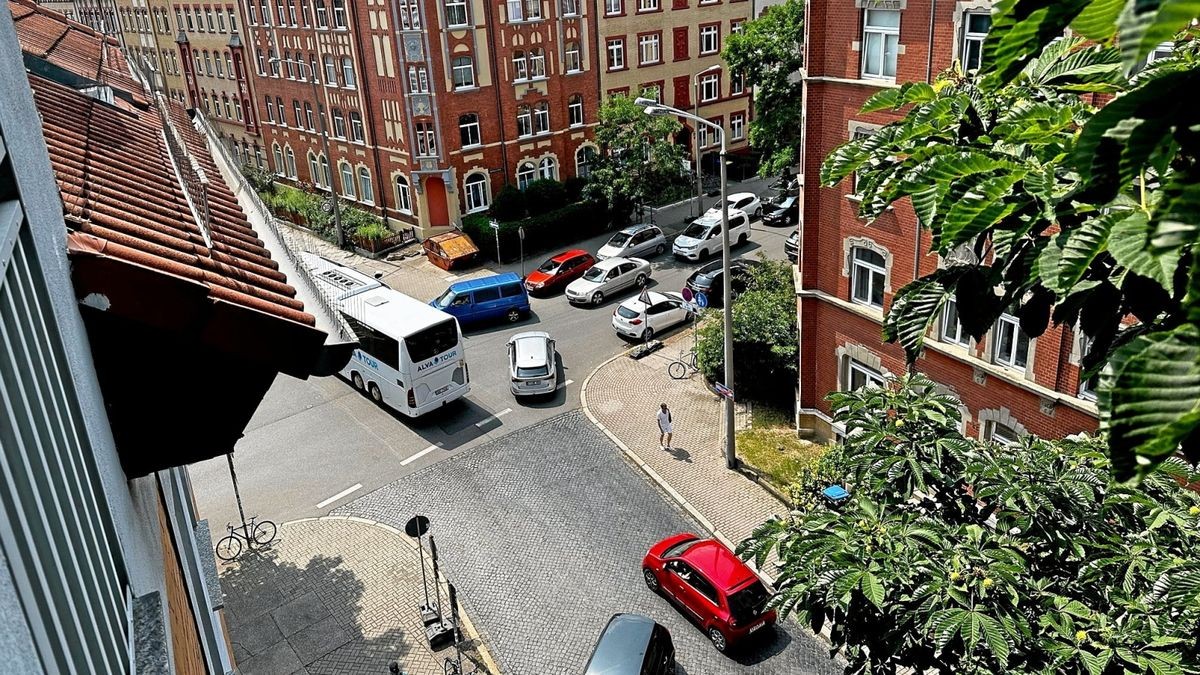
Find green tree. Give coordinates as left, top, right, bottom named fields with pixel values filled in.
left=489, top=184, right=526, bottom=222
left=721, top=0, right=804, bottom=178
left=821, top=1, right=1200, bottom=481
left=523, top=179, right=568, bottom=216
left=741, top=375, right=1200, bottom=674
left=584, top=96, right=688, bottom=221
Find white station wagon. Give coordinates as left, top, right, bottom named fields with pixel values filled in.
left=507, top=331, right=557, bottom=397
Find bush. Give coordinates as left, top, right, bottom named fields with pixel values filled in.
left=489, top=185, right=526, bottom=222
left=242, top=164, right=276, bottom=193
left=523, top=179, right=568, bottom=216
left=464, top=199, right=612, bottom=263
left=564, top=177, right=588, bottom=203
left=352, top=221, right=391, bottom=242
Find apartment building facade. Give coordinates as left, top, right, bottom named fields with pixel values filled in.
left=796, top=0, right=1099, bottom=442
left=597, top=0, right=751, bottom=171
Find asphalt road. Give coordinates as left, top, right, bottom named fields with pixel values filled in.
left=190, top=184, right=794, bottom=536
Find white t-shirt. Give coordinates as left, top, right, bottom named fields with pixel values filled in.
left=657, top=409, right=673, bottom=433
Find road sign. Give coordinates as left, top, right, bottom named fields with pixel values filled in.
left=714, top=382, right=734, bottom=400
left=695, top=292, right=709, bottom=309
left=681, top=287, right=694, bottom=302
left=404, top=515, right=430, bottom=538
left=489, top=219, right=500, bottom=230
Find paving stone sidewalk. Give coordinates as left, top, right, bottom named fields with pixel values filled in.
left=220, top=517, right=496, bottom=675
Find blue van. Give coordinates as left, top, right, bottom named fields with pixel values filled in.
left=431, top=272, right=531, bottom=325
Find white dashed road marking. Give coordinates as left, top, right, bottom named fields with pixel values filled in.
left=315, top=483, right=363, bottom=509
left=401, top=444, right=440, bottom=467
left=474, top=408, right=513, bottom=428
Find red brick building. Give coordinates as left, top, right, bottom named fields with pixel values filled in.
left=242, top=0, right=600, bottom=238
left=796, top=0, right=1099, bottom=443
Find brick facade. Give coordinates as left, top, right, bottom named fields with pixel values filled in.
left=798, top=0, right=1100, bottom=442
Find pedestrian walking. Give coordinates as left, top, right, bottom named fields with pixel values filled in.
left=657, top=403, right=673, bottom=450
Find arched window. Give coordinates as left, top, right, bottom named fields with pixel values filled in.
left=512, top=50, right=527, bottom=81
left=395, top=175, right=413, bottom=214
left=319, top=154, right=331, bottom=187
left=452, top=56, right=475, bottom=89
left=358, top=167, right=374, bottom=203
left=576, top=145, right=597, bottom=178
left=459, top=113, right=481, bottom=147
left=308, top=152, right=320, bottom=185
left=341, top=57, right=356, bottom=87
left=272, top=143, right=284, bottom=174
left=517, top=161, right=536, bottom=190
left=538, top=157, right=557, bottom=180
left=850, top=246, right=887, bottom=309
left=464, top=173, right=489, bottom=212
left=285, top=146, right=297, bottom=178
left=533, top=101, right=550, bottom=133
left=340, top=162, right=356, bottom=197
left=564, top=41, right=581, bottom=72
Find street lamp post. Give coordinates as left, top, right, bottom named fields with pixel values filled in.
left=269, top=57, right=346, bottom=248
left=692, top=64, right=721, bottom=218
left=636, top=97, right=736, bottom=470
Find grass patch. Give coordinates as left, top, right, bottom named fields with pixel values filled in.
left=737, top=405, right=827, bottom=490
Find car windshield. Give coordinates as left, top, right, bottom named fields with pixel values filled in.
left=728, top=580, right=771, bottom=625
left=772, top=194, right=793, bottom=206
left=608, top=232, right=632, bottom=246
left=537, top=259, right=561, bottom=273
left=517, top=365, right=550, bottom=378
left=582, top=266, right=607, bottom=281
left=663, top=538, right=702, bottom=558
left=682, top=222, right=711, bottom=238
left=434, top=289, right=456, bottom=308
left=616, top=305, right=641, bottom=319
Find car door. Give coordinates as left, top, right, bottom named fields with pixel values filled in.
left=644, top=301, right=669, bottom=332
left=734, top=196, right=753, bottom=212
left=661, top=561, right=703, bottom=620
left=684, top=572, right=723, bottom=626
left=603, top=265, right=622, bottom=293
left=661, top=297, right=687, bottom=328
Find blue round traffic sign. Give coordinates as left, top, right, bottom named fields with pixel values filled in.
left=695, top=292, right=708, bottom=308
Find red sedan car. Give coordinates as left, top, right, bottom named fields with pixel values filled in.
left=642, top=533, right=776, bottom=653
left=523, top=249, right=596, bottom=295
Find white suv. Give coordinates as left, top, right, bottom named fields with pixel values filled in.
left=672, top=209, right=751, bottom=261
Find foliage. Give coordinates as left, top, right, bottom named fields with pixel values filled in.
left=463, top=199, right=612, bottom=263
left=737, top=405, right=829, bottom=490
left=821, top=7, right=1200, bottom=481
left=523, top=179, right=568, bottom=216
left=489, top=184, right=527, bottom=222
left=696, top=259, right=798, bottom=404
left=583, top=96, right=689, bottom=222
left=351, top=220, right=391, bottom=242
left=741, top=374, right=1200, bottom=675
left=564, top=176, right=588, bottom=203
left=721, top=0, right=805, bottom=178
left=241, top=163, right=276, bottom=193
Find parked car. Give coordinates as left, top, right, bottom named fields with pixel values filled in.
left=584, top=614, right=676, bottom=675
left=672, top=210, right=751, bottom=262
left=523, top=249, right=595, bottom=295
left=565, top=257, right=651, bottom=306
left=684, top=259, right=760, bottom=307
left=431, top=272, right=530, bottom=325
left=705, top=192, right=762, bottom=219
left=507, top=331, right=556, bottom=397
left=784, top=229, right=798, bottom=262
left=761, top=195, right=799, bottom=227
left=642, top=533, right=776, bottom=653
left=598, top=224, right=668, bottom=260
left=611, top=291, right=694, bottom=340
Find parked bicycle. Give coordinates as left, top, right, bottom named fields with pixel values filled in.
left=668, top=348, right=699, bottom=380
left=215, top=515, right=277, bottom=561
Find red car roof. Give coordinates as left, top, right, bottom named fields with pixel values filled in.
left=680, top=540, right=757, bottom=592
left=552, top=249, right=588, bottom=262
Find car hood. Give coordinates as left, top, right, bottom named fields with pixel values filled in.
left=525, top=270, right=554, bottom=285
left=674, top=234, right=703, bottom=248
left=566, top=277, right=602, bottom=293
left=596, top=243, right=624, bottom=259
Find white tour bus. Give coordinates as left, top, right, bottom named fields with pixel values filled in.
left=304, top=254, right=469, bottom=416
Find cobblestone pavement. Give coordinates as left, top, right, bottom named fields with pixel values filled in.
left=220, top=518, right=495, bottom=675
left=335, top=410, right=841, bottom=675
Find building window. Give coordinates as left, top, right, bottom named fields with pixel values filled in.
left=452, top=56, right=475, bottom=88
left=992, top=313, right=1030, bottom=370
left=640, top=84, right=661, bottom=102
left=285, top=147, right=297, bottom=177
left=699, top=24, right=719, bottom=54
left=539, top=157, right=557, bottom=180
left=229, top=8, right=237, bottom=30
left=507, top=0, right=523, bottom=20
left=607, top=38, right=625, bottom=70
left=329, top=109, right=344, bottom=137
left=319, top=155, right=332, bottom=186
left=265, top=96, right=275, bottom=122
left=342, top=57, right=356, bottom=87
left=333, top=0, right=347, bottom=27
left=1147, top=41, right=1174, bottom=63
left=699, top=73, right=719, bottom=102
left=639, top=0, right=658, bottom=10
left=400, top=0, right=420, bottom=28
left=561, top=0, right=579, bottom=15
left=564, top=42, right=582, bottom=73
left=513, top=51, right=528, bottom=80
left=275, top=97, right=285, bottom=124
left=639, top=33, right=661, bottom=65
left=568, top=95, right=584, bottom=126
left=416, top=122, right=436, bottom=156
left=529, top=48, right=546, bottom=78
left=862, top=9, right=900, bottom=79
left=215, top=54, right=225, bottom=77
left=850, top=247, right=886, bottom=308
left=576, top=145, right=596, bottom=177
left=408, top=65, right=430, bottom=92
left=315, top=0, right=328, bottom=26
left=273, top=143, right=284, bottom=174
left=204, top=51, right=213, bottom=76
left=459, top=113, right=481, bottom=146
left=730, top=112, right=744, bottom=140
left=984, top=421, right=1020, bottom=447
left=340, top=162, right=356, bottom=197
left=843, top=357, right=884, bottom=392
left=324, top=55, right=337, bottom=83
left=697, top=123, right=710, bottom=149
left=293, top=100, right=303, bottom=126
left=358, top=167, right=374, bottom=203
left=606, top=0, right=621, bottom=14
left=730, top=71, right=744, bottom=95
left=464, top=173, right=489, bottom=212
left=517, top=105, right=533, bottom=136
left=1078, top=333, right=1099, bottom=400
left=304, top=102, right=315, bottom=129
left=961, top=12, right=991, bottom=72
left=287, top=0, right=297, bottom=24
left=849, top=126, right=876, bottom=195
left=940, top=298, right=969, bottom=346
left=350, top=112, right=365, bottom=142
left=517, top=161, right=537, bottom=189
left=534, top=102, right=550, bottom=133
left=395, top=175, right=413, bottom=214
left=446, top=0, right=469, bottom=27
left=234, top=98, right=243, bottom=121
left=225, top=53, right=234, bottom=77
left=524, top=0, right=542, bottom=19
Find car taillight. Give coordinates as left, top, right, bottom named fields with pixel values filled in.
left=406, top=388, right=416, bottom=408
left=629, top=319, right=642, bottom=325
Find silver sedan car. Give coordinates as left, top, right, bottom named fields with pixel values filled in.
left=565, top=257, right=652, bottom=305
left=597, top=224, right=668, bottom=260
left=508, top=331, right=557, bottom=397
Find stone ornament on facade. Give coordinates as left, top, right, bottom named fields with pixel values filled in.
left=841, top=235, right=893, bottom=291
left=834, top=342, right=893, bottom=391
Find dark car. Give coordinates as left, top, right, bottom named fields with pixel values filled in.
left=684, top=259, right=760, bottom=307
left=762, top=195, right=799, bottom=227
left=584, top=613, right=676, bottom=675
left=523, top=249, right=595, bottom=295
left=784, top=229, right=798, bottom=262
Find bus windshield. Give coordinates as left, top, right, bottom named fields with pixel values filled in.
left=405, top=318, right=459, bottom=363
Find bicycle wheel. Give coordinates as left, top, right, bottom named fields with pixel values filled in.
left=252, top=520, right=277, bottom=546
left=215, top=535, right=242, bottom=562
left=668, top=361, right=688, bottom=380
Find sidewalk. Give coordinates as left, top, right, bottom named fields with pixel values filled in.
left=581, top=330, right=789, bottom=572
left=219, top=517, right=498, bottom=675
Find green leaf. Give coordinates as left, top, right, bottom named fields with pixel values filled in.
left=1081, top=648, right=1113, bottom=675
left=1101, top=324, right=1200, bottom=481
left=1117, top=0, right=1200, bottom=71
left=1150, top=168, right=1200, bottom=254
left=860, top=82, right=938, bottom=113
left=1108, top=211, right=1181, bottom=293
left=1054, top=215, right=1117, bottom=291
left=981, top=0, right=1090, bottom=86
left=1070, top=0, right=1123, bottom=40
left=882, top=269, right=967, bottom=363
left=860, top=572, right=885, bottom=608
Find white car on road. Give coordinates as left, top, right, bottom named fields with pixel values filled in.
left=611, top=291, right=694, bottom=341
left=507, top=331, right=557, bottom=397
left=672, top=210, right=751, bottom=261
left=565, top=257, right=652, bottom=305
left=704, top=192, right=762, bottom=219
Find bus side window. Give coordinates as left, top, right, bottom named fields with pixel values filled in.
left=342, top=315, right=400, bottom=369
left=501, top=283, right=524, bottom=298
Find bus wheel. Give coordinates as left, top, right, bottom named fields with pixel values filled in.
left=351, top=372, right=364, bottom=391
left=368, top=383, right=383, bottom=403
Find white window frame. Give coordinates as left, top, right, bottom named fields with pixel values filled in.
left=699, top=25, right=719, bottom=54
left=565, top=42, right=582, bottom=73
left=395, top=175, right=413, bottom=214
left=639, top=0, right=658, bottom=10
left=576, top=145, right=596, bottom=177
left=452, top=56, right=475, bottom=88
left=513, top=51, right=529, bottom=80
left=845, top=357, right=885, bottom=392
left=940, top=297, right=969, bottom=346
left=446, top=0, right=469, bottom=27
left=529, top=49, right=546, bottom=78
left=568, top=96, right=584, bottom=126
left=730, top=113, right=744, bottom=140
left=606, top=0, right=622, bottom=14
left=960, top=12, right=990, bottom=72
left=341, top=57, right=356, bottom=87
left=699, top=73, right=718, bottom=102
left=639, top=33, right=661, bottom=65
left=992, top=313, right=1030, bottom=370
left=459, top=114, right=482, bottom=147
left=517, top=162, right=537, bottom=189
left=607, top=39, right=625, bottom=70
left=358, top=167, right=374, bottom=203
left=332, top=0, right=347, bottom=27
left=517, top=106, right=533, bottom=137
left=534, top=103, right=550, bottom=134
left=985, top=421, right=1020, bottom=447
left=1078, top=333, right=1099, bottom=401
left=464, top=173, right=490, bottom=212
left=507, top=0, right=523, bottom=20
left=561, top=0, right=579, bottom=15
left=350, top=112, right=365, bottom=142
left=340, top=162, right=356, bottom=197
left=861, top=9, right=900, bottom=79
left=850, top=247, right=886, bottom=308
left=539, top=157, right=557, bottom=180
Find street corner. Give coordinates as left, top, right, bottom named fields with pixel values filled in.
left=218, top=517, right=498, bottom=675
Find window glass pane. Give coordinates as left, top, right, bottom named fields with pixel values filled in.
left=884, top=34, right=898, bottom=76
left=474, top=287, right=500, bottom=302
left=865, top=9, right=899, bottom=28
left=863, top=32, right=881, bottom=74
left=871, top=270, right=884, bottom=306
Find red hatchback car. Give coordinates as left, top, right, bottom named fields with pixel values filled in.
left=642, top=533, right=776, bottom=653
left=524, top=249, right=596, bottom=295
